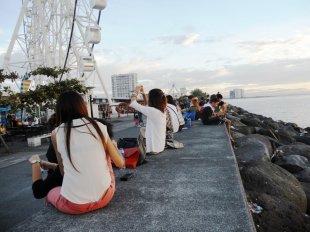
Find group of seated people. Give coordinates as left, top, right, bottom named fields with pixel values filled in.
left=28, top=88, right=232, bottom=215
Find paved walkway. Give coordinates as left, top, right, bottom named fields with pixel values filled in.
left=8, top=119, right=255, bottom=232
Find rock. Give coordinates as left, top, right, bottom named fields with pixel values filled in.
left=274, top=155, right=308, bottom=173
left=294, top=135, right=310, bottom=146
left=240, top=162, right=307, bottom=212
left=231, top=130, right=245, bottom=140
left=234, top=107, right=248, bottom=115
left=300, top=182, right=310, bottom=214
left=273, top=125, right=298, bottom=145
left=247, top=191, right=310, bottom=232
left=240, top=117, right=262, bottom=127
left=236, top=134, right=274, bottom=155
left=286, top=122, right=303, bottom=133
left=278, top=125, right=299, bottom=138
left=234, top=135, right=273, bottom=164
left=276, top=133, right=296, bottom=145
left=278, top=143, right=310, bottom=160
left=262, top=119, right=281, bottom=130
left=255, top=127, right=275, bottom=138
left=295, top=167, right=310, bottom=183
left=233, top=126, right=256, bottom=135
left=226, top=114, right=247, bottom=127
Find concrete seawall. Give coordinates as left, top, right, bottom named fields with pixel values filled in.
left=11, top=121, right=255, bottom=232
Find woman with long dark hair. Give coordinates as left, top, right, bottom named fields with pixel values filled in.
left=130, top=87, right=167, bottom=154
left=36, top=91, right=124, bottom=214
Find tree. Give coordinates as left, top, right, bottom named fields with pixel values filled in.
left=190, top=88, right=208, bottom=99
left=0, top=69, right=18, bottom=99
left=0, top=67, right=88, bottom=112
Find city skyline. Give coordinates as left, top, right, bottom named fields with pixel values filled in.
left=0, top=0, right=310, bottom=98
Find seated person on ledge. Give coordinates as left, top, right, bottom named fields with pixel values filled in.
left=30, top=91, right=124, bottom=215
left=201, top=94, right=234, bottom=144
left=130, top=86, right=167, bottom=155
left=29, top=115, right=114, bottom=200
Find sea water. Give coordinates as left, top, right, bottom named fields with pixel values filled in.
left=226, top=95, right=310, bottom=129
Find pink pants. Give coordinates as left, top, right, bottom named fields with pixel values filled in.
left=46, top=156, right=115, bottom=215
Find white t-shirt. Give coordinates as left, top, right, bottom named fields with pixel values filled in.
left=130, top=100, right=166, bottom=153
left=55, top=118, right=111, bottom=204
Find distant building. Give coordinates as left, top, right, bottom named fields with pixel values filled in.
left=230, top=89, right=244, bottom=99
left=111, top=73, right=137, bottom=99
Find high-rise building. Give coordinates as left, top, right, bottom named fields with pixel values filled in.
left=230, top=89, right=244, bottom=99
left=111, top=73, right=137, bottom=99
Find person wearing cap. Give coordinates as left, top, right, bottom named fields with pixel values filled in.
left=201, top=94, right=234, bottom=144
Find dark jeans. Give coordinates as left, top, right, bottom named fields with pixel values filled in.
left=32, top=167, right=63, bottom=199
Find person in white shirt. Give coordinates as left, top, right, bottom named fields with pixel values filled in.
left=29, top=91, right=124, bottom=214
left=130, top=87, right=167, bottom=154
left=166, top=95, right=181, bottom=134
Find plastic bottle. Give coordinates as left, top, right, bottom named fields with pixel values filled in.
left=187, top=117, right=191, bottom=129
left=118, top=148, right=126, bottom=169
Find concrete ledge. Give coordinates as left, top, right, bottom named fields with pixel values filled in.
left=11, top=122, right=255, bottom=232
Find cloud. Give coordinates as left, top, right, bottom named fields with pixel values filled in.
left=92, top=55, right=310, bottom=97
left=156, top=33, right=207, bottom=46
left=236, top=31, right=310, bottom=63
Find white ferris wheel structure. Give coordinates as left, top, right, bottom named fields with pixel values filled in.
left=2, top=0, right=111, bottom=103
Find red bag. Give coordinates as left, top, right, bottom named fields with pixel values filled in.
left=124, top=147, right=140, bottom=169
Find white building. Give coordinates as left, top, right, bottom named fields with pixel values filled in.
left=230, top=89, right=245, bottom=99
left=111, top=73, right=137, bottom=99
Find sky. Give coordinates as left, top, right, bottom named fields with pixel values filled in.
left=1, top=0, right=310, bottom=97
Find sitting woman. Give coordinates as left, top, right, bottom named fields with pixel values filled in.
left=130, top=87, right=167, bottom=155
left=29, top=115, right=115, bottom=200
left=30, top=91, right=124, bottom=214
left=201, top=94, right=234, bottom=144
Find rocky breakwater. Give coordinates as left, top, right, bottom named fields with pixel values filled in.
left=227, top=105, right=310, bottom=232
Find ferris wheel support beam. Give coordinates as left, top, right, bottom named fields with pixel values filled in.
left=3, top=0, right=29, bottom=72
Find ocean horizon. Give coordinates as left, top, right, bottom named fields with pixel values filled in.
left=226, top=94, right=310, bottom=129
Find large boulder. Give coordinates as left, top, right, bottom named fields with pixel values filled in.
left=278, top=143, right=310, bottom=160
left=247, top=191, right=310, bottom=232
left=300, top=182, right=310, bottom=214
left=295, top=167, right=310, bottom=183
left=234, top=135, right=273, bottom=164
left=274, top=154, right=308, bottom=173
left=240, top=162, right=307, bottom=212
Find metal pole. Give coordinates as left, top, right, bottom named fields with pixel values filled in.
left=90, top=94, right=94, bottom=118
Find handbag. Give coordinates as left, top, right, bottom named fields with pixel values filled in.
left=123, top=147, right=140, bottom=169
left=118, top=136, right=146, bottom=167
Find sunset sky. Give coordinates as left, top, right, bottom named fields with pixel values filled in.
left=1, top=0, right=310, bottom=97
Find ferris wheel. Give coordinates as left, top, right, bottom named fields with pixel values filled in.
left=2, top=0, right=111, bottom=103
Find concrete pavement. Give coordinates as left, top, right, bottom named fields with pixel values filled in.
left=1, top=116, right=255, bottom=232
